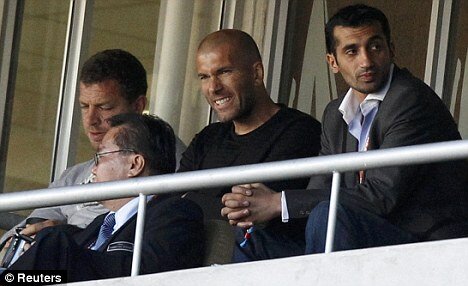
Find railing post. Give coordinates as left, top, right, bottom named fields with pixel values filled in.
left=325, top=171, right=341, bottom=253
left=131, top=193, right=147, bottom=276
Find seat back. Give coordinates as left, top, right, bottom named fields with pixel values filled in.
left=202, top=219, right=235, bottom=266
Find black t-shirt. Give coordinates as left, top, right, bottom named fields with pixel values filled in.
left=179, top=105, right=321, bottom=221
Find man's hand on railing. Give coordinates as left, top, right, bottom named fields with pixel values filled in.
left=221, top=183, right=281, bottom=228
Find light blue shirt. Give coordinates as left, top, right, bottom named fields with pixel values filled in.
left=338, top=64, right=394, bottom=151
left=91, top=195, right=153, bottom=250
left=113, top=195, right=154, bottom=234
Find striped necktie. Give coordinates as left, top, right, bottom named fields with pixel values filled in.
left=93, top=213, right=116, bottom=250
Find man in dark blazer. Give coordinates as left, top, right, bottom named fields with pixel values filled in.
left=221, top=4, right=468, bottom=253
left=8, top=114, right=204, bottom=283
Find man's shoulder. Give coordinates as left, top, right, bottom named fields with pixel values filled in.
left=191, top=122, right=232, bottom=143
left=64, top=160, right=94, bottom=173
left=383, top=66, right=446, bottom=111
left=389, top=67, right=435, bottom=97
left=278, top=105, right=320, bottom=124
left=322, top=97, right=343, bottom=118
left=50, top=160, right=94, bottom=188
left=196, top=106, right=320, bottom=136
left=392, top=66, right=422, bottom=83
left=264, top=105, right=321, bottom=135
left=199, top=121, right=231, bottom=133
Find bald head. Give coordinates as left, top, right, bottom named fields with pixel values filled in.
left=198, top=29, right=262, bottom=66
left=196, top=29, right=279, bottom=134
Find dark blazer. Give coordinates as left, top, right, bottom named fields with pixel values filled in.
left=10, top=195, right=204, bottom=283
left=286, top=66, right=468, bottom=240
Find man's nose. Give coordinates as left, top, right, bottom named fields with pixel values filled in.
left=84, top=106, right=100, bottom=126
left=208, top=76, right=222, bottom=94
left=359, top=49, right=374, bottom=68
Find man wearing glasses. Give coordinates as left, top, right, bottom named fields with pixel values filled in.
left=7, top=114, right=204, bottom=283
left=1, top=49, right=184, bottom=246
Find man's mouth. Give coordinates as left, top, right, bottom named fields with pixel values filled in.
left=214, top=97, right=231, bottom=106
left=359, top=71, right=376, bottom=81
left=88, top=131, right=105, bottom=141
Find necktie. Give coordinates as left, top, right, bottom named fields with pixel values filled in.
left=93, top=213, right=116, bottom=250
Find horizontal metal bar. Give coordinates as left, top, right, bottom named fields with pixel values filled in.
left=0, top=140, right=467, bottom=212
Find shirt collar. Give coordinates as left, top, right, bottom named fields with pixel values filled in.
left=339, top=64, right=394, bottom=124
left=112, top=195, right=154, bottom=233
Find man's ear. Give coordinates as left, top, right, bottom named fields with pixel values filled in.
left=389, top=42, right=395, bottom=59
left=133, top=95, right=147, bottom=114
left=326, top=53, right=340, bottom=74
left=128, top=154, right=145, bottom=178
left=252, top=61, right=264, bottom=86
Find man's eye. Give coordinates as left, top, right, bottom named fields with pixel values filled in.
left=345, top=49, right=356, bottom=55
left=198, top=75, right=208, bottom=80
left=370, top=43, right=381, bottom=50
left=80, top=105, right=88, bottom=109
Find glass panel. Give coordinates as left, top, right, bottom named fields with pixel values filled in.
left=4, top=0, right=69, bottom=193
left=280, top=0, right=432, bottom=122
left=445, top=0, right=468, bottom=139
left=75, top=0, right=161, bottom=162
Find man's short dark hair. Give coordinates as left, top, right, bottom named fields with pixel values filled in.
left=198, top=29, right=262, bottom=65
left=325, top=4, right=391, bottom=55
left=80, top=49, right=148, bottom=103
left=108, top=114, right=176, bottom=175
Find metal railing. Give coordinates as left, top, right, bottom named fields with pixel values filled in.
left=0, top=140, right=467, bottom=275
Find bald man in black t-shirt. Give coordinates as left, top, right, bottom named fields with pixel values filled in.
left=179, top=29, right=321, bottom=262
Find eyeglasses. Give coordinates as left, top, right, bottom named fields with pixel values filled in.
left=93, top=148, right=136, bottom=166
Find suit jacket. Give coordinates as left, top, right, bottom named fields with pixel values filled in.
left=285, top=66, right=468, bottom=240
left=10, top=195, right=204, bottom=283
